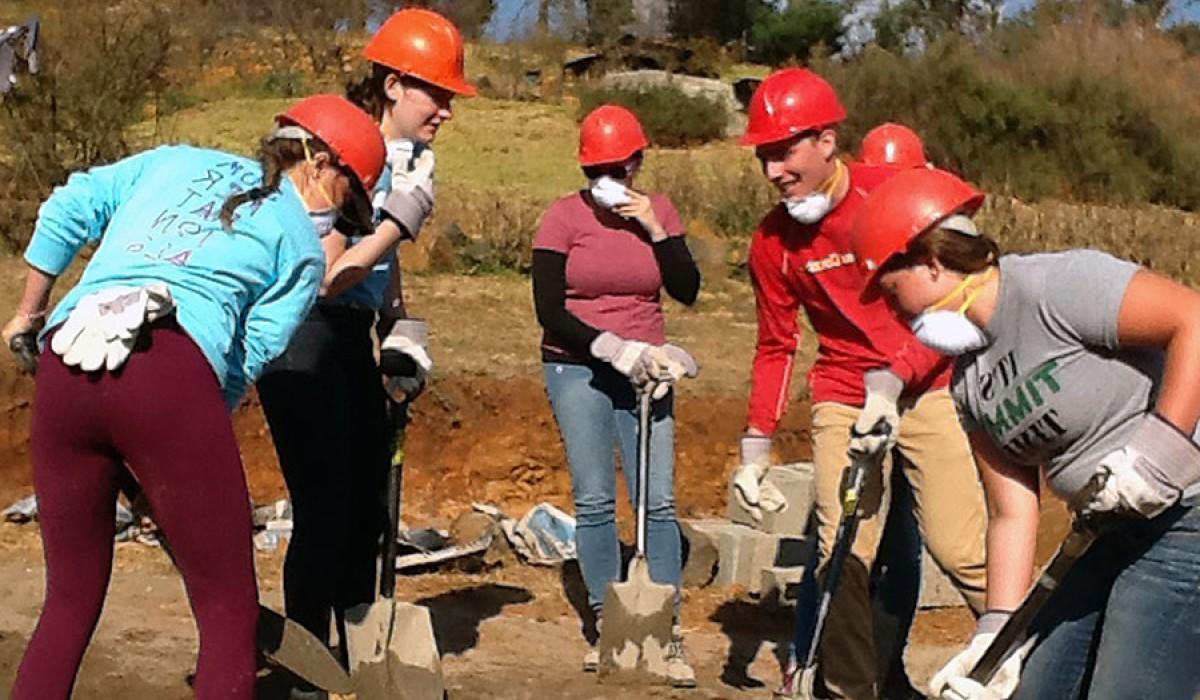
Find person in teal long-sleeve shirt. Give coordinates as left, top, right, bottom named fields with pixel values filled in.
left=1, top=95, right=384, bottom=700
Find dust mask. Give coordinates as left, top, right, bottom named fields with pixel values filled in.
left=297, top=136, right=339, bottom=237
left=784, top=159, right=846, bottom=224
left=589, top=176, right=630, bottom=210
left=910, top=267, right=996, bottom=355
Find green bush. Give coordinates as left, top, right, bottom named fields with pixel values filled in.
left=575, top=84, right=728, bottom=148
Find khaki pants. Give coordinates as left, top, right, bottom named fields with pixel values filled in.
left=811, top=389, right=987, bottom=700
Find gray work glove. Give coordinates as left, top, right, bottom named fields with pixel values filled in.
left=731, top=434, right=787, bottom=521
left=590, top=331, right=653, bottom=384
left=1084, top=412, right=1200, bottom=519
left=849, top=369, right=903, bottom=458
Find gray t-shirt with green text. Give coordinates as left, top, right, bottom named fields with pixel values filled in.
left=951, top=250, right=1200, bottom=502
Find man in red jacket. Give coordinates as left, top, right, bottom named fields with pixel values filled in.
left=731, top=68, right=988, bottom=700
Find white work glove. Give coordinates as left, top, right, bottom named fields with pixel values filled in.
left=849, top=369, right=903, bottom=458
left=381, top=139, right=435, bottom=240
left=590, top=331, right=653, bottom=385
left=930, top=612, right=1026, bottom=700
left=380, top=320, right=432, bottom=403
left=639, top=343, right=699, bottom=400
left=732, top=435, right=788, bottom=521
left=51, top=284, right=174, bottom=372
left=1084, top=412, right=1200, bottom=519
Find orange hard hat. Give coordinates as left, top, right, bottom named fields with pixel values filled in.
left=860, top=123, right=928, bottom=169
left=365, top=8, right=477, bottom=97
left=851, top=168, right=985, bottom=294
left=277, top=94, right=386, bottom=192
left=740, top=68, right=846, bottom=147
left=578, top=105, right=649, bottom=166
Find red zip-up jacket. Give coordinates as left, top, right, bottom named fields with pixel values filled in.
left=746, top=162, right=951, bottom=435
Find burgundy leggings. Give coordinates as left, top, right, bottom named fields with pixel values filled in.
left=11, top=325, right=257, bottom=700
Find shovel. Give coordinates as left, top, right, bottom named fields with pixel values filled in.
left=778, top=421, right=891, bottom=699
left=597, top=390, right=677, bottom=682
left=343, top=399, right=445, bottom=700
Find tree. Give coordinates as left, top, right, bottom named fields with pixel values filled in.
left=749, top=1, right=847, bottom=63
left=669, top=0, right=772, bottom=43
left=584, top=0, right=636, bottom=43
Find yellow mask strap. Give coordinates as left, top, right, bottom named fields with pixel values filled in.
left=301, top=138, right=338, bottom=210
left=814, top=157, right=847, bottom=197
left=929, top=267, right=997, bottom=313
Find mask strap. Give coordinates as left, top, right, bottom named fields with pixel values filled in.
left=813, top=158, right=847, bottom=197
left=300, top=137, right=338, bottom=211
left=929, top=267, right=997, bottom=313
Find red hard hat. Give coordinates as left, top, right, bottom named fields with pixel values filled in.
left=277, top=94, right=386, bottom=193
left=578, top=105, right=649, bottom=166
left=740, top=68, right=846, bottom=147
left=851, top=168, right=985, bottom=293
left=860, top=123, right=928, bottom=169
left=365, top=8, right=477, bottom=97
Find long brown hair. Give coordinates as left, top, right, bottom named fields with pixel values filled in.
left=218, top=135, right=334, bottom=230
left=882, top=225, right=1001, bottom=276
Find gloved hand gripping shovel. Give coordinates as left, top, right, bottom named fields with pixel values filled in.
left=597, top=389, right=678, bottom=682
left=343, top=397, right=445, bottom=700
left=777, top=420, right=891, bottom=699
left=940, top=473, right=1114, bottom=700
left=5, top=334, right=355, bottom=692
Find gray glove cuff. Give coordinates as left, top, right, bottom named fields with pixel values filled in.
left=589, top=331, right=623, bottom=363
left=739, top=434, right=772, bottom=466
left=864, top=369, right=904, bottom=402
left=974, top=610, right=1012, bottom=636
left=381, top=188, right=432, bottom=241
left=1127, top=412, right=1200, bottom=500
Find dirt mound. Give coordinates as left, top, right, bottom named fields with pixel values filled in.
left=0, top=368, right=814, bottom=526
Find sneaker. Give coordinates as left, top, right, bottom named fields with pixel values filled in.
left=666, top=631, right=697, bottom=689
left=582, top=646, right=600, bottom=673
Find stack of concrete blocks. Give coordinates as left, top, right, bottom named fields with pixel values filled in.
left=679, top=463, right=817, bottom=606
left=680, top=460, right=967, bottom=610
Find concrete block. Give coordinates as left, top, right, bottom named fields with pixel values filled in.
left=678, top=520, right=720, bottom=589
left=918, top=547, right=967, bottom=609
left=728, top=462, right=816, bottom=536
left=713, top=523, right=779, bottom=594
left=759, top=566, right=808, bottom=608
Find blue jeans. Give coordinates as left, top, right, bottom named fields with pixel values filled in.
left=543, top=362, right=682, bottom=613
left=1015, top=498, right=1200, bottom=699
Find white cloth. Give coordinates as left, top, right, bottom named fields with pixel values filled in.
left=50, top=284, right=174, bottom=372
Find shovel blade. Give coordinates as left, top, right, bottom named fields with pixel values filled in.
left=597, top=556, right=675, bottom=682
left=346, top=599, right=445, bottom=700
left=256, top=605, right=354, bottom=694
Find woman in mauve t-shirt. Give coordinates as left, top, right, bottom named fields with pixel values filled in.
left=531, top=105, right=701, bottom=686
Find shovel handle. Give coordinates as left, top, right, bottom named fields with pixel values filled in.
left=635, top=389, right=651, bottom=558
left=380, top=399, right=408, bottom=599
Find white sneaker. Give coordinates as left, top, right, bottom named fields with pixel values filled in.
left=666, top=632, right=696, bottom=688
left=583, top=646, right=600, bottom=672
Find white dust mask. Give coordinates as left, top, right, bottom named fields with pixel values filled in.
left=589, top=175, right=630, bottom=210
left=783, top=159, right=846, bottom=224
left=308, top=208, right=338, bottom=237
left=909, top=268, right=996, bottom=355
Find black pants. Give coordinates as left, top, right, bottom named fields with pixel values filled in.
left=258, top=303, right=390, bottom=645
